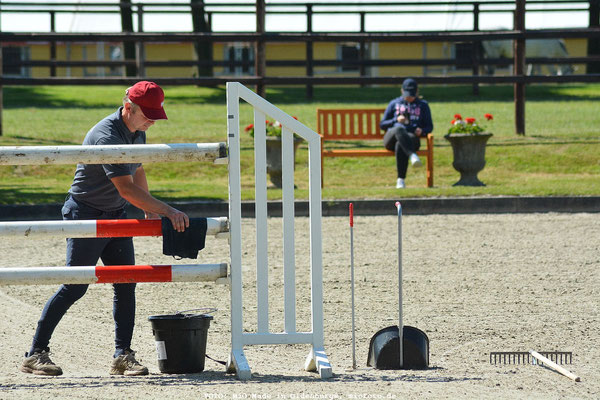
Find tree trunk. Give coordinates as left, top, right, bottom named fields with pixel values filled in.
left=120, top=0, right=137, bottom=77
left=191, top=0, right=213, bottom=79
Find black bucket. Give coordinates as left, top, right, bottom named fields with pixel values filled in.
left=148, top=312, right=213, bottom=374
left=367, top=325, right=429, bottom=370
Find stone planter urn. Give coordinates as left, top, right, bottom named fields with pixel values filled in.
left=444, top=132, right=493, bottom=186
left=265, top=136, right=302, bottom=188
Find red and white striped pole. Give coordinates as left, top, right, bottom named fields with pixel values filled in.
left=0, top=263, right=227, bottom=286
left=0, top=217, right=227, bottom=239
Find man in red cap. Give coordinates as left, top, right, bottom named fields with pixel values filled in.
left=21, top=81, right=189, bottom=377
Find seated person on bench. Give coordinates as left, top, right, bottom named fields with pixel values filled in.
left=380, top=78, right=433, bottom=189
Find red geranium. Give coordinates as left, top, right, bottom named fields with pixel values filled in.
left=244, top=124, right=254, bottom=132
left=447, top=112, right=494, bottom=134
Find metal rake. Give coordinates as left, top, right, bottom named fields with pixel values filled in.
left=490, top=351, right=573, bottom=365
left=490, top=350, right=580, bottom=382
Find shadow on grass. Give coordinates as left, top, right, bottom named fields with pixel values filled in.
left=264, top=84, right=600, bottom=104
left=5, top=135, right=80, bottom=146
left=3, top=86, right=228, bottom=109
left=5, top=84, right=600, bottom=109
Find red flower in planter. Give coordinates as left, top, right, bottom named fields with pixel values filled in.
left=447, top=113, right=494, bottom=135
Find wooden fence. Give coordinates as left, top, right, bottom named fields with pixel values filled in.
left=0, top=0, right=599, bottom=135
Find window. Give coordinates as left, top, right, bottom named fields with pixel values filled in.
left=109, top=45, right=123, bottom=76
left=453, top=42, right=473, bottom=70
left=224, top=43, right=254, bottom=75
left=338, top=43, right=360, bottom=72
left=2, top=46, right=30, bottom=77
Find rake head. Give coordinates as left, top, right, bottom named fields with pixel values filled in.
left=490, top=351, right=573, bottom=365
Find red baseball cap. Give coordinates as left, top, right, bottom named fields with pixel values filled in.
left=126, top=81, right=167, bottom=120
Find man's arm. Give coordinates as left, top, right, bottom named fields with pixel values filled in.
left=132, top=166, right=160, bottom=220
left=111, top=170, right=189, bottom=232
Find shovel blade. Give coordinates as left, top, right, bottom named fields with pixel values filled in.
left=367, top=325, right=429, bottom=370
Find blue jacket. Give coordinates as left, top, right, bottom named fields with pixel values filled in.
left=380, top=96, right=433, bottom=137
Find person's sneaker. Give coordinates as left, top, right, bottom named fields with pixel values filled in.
left=110, top=350, right=149, bottom=376
left=396, top=178, right=406, bottom=189
left=20, top=349, right=63, bottom=376
left=410, top=153, right=422, bottom=167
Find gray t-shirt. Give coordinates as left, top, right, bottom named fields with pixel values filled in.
left=69, top=107, right=146, bottom=211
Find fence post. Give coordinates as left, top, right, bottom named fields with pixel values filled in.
left=50, top=11, right=56, bottom=77
left=514, top=0, right=526, bottom=135
left=136, top=5, right=146, bottom=78
left=588, top=0, right=600, bottom=73
left=305, top=4, right=313, bottom=100
left=255, top=0, right=266, bottom=97
left=359, top=11, right=366, bottom=87
left=0, top=41, right=3, bottom=137
left=471, top=3, right=480, bottom=95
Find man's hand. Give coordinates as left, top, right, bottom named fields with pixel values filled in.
left=397, top=115, right=407, bottom=124
left=415, top=127, right=423, bottom=136
left=165, top=208, right=189, bottom=232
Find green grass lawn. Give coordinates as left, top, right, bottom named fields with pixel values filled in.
left=0, top=83, right=599, bottom=205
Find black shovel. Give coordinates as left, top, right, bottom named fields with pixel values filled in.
left=367, top=202, right=429, bottom=370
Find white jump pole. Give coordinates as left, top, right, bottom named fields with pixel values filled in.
left=0, top=143, right=227, bottom=165
left=0, top=263, right=228, bottom=286
left=0, top=217, right=228, bottom=239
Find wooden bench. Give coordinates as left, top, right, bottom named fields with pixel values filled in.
left=316, top=108, right=434, bottom=187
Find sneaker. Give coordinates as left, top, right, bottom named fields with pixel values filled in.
left=396, top=178, right=406, bottom=189
left=410, top=153, right=422, bottom=167
left=110, top=350, right=149, bottom=376
left=20, top=349, right=63, bottom=376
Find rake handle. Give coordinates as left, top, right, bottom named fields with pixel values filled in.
left=530, top=350, right=581, bottom=382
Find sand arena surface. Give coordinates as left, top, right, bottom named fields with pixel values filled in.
left=0, top=213, right=598, bottom=399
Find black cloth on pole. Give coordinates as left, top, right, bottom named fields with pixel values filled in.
left=161, top=217, right=207, bottom=259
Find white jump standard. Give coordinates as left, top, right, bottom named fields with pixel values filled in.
left=226, top=82, right=332, bottom=379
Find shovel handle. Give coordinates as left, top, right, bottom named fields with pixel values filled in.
left=349, top=203, right=354, bottom=227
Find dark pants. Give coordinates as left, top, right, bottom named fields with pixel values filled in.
left=383, top=126, right=421, bottom=179
left=30, top=196, right=136, bottom=358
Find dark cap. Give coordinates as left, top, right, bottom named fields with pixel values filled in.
left=126, top=81, right=167, bottom=120
left=402, top=78, right=418, bottom=97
